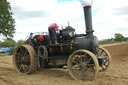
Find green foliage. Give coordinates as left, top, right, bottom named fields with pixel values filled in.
left=0, top=0, right=15, bottom=39
left=16, top=40, right=24, bottom=46
left=9, top=47, right=15, bottom=55
left=0, top=39, right=25, bottom=48
left=0, top=53, right=9, bottom=56
left=0, top=39, right=24, bottom=55
left=99, top=38, right=115, bottom=45
left=0, top=39, right=16, bottom=47
left=114, top=33, right=126, bottom=42
left=9, top=40, right=24, bottom=55
left=99, top=33, right=127, bottom=45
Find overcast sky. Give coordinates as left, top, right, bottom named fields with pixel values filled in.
left=7, top=0, right=128, bottom=41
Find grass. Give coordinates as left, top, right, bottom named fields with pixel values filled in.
left=0, top=53, right=9, bottom=56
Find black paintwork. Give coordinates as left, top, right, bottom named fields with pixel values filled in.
left=30, top=6, right=99, bottom=67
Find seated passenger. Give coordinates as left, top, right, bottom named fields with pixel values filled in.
left=28, top=32, right=33, bottom=40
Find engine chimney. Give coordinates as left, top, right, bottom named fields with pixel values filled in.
left=84, top=6, right=94, bottom=36
left=79, top=0, right=94, bottom=36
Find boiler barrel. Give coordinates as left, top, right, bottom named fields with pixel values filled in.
left=74, top=36, right=99, bottom=54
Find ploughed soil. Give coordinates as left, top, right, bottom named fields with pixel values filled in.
left=0, top=43, right=128, bottom=85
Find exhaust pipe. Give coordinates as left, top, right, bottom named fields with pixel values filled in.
left=80, top=0, right=94, bottom=36
left=84, top=6, right=94, bottom=36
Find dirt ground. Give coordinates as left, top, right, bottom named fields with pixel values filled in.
left=0, top=43, right=128, bottom=85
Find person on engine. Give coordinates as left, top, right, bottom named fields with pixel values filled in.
left=48, top=23, right=59, bottom=45
left=28, top=32, right=33, bottom=40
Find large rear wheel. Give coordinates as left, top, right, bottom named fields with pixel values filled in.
left=67, top=49, right=99, bottom=81
left=13, top=45, right=37, bottom=74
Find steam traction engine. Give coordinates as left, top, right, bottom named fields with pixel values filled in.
left=13, top=0, right=111, bottom=81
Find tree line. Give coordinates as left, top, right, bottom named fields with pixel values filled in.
left=0, top=39, right=24, bottom=54
left=0, top=39, right=24, bottom=47
left=99, top=33, right=127, bottom=45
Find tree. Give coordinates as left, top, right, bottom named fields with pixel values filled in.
left=16, top=40, right=24, bottom=46
left=0, top=0, right=15, bottom=39
left=114, top=33, right=126, bottom=42
left=0, top=39, right=16, bottom=47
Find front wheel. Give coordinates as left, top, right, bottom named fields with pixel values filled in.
left=67, top=49, right=99, bottom=81
left=97, top=47, right=111, bottom=72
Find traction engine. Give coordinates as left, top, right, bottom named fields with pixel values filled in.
left=13, top=0, right=111, bottom=81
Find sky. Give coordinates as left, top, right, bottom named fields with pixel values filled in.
left=6, top=0, right=128, bottom=41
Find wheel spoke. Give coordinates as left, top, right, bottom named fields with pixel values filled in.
left=22, top=65, right=29, bottom=72
left=104, top=53, right=108, bottom=56
left=72, top=59, right=80, bottom=65
left=101, top=65, right=106, bottom=70
left=72, top=65, right=81, bottom=70
left=86, top=58, right=92, bottom=63
left=80, top=64, right=95, bottom=80
left=23, top=50, right=28, bottom=56
left=87, top=64, right=94, bottom=67
left=81, top=54, right=88, bottom=62
left=105, top=61, right=108, bottom=65
left=73, top=55, right=81, bottom=63
left=100, top=50, right=104, bottom=55
left=102, top=52, right=107, bottom=56
left=79, top=52, right=82, bottom=57
left=83, top=55, right=86, bottom=62
left=18, top=64, right=24, bottom=72
left=86, top=68, right=95, bottom=80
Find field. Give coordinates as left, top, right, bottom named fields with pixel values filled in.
left=0, top=43, right=128, bottom=85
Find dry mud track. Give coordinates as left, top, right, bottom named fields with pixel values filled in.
left=0, top=43, right=128, bottom=85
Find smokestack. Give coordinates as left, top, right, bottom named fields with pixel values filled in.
left=84, top=6, right=93, bottom=36
left=79, top=0, right=94, bottom=36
